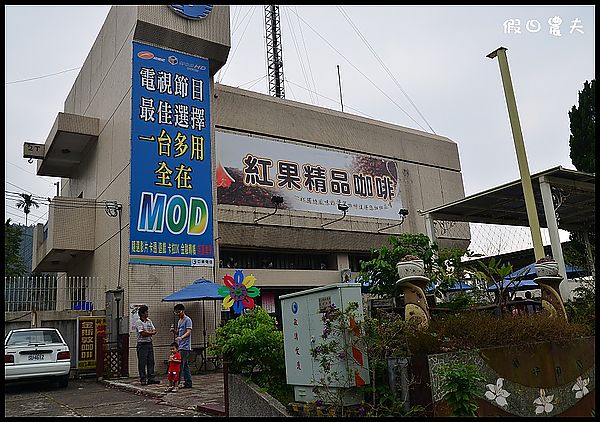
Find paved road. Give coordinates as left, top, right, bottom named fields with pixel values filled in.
left=4, top=377, right=206, bottom=417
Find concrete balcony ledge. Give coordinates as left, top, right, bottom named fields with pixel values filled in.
left=35, top=112, right=99, bottom=178
left=32, top=197, right=97, bottom=272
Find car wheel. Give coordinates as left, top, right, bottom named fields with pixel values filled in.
left=58, top=374, right=69, bottom=388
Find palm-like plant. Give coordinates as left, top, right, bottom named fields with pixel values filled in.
left=15, top=193, right=39, bottom=226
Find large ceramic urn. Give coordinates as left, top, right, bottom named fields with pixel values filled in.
left=396, top=256, right=430, bottom=330
left=533, top=257, right=567, bottom=320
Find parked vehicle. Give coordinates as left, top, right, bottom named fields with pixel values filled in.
left=5, top=328, right=71, bottom=388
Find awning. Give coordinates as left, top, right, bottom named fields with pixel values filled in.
left=503, top=262, right=588, bottom=282
left=422, top=166, right=595, bottom=233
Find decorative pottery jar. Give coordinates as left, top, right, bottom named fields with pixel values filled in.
left=397, top=256, right=425, bottom=280
left=535, top=257, right=559, bottom=277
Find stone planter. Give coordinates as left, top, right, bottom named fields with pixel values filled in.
left=427, top=336, right=595, bottom=417
left=535, top=260, right=559, bottom=277
left=397, top=259, right=425, bottom=280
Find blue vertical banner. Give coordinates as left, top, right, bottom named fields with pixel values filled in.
left=130, top=41, right=213, bottom=267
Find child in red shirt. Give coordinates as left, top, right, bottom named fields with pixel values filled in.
left=165, top=342, right=181, bottom=392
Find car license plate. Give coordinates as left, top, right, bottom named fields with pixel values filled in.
left=28, top=354, right=44, bottom=361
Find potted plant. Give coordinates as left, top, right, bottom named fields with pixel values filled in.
left=396, top=254, right=425, bottom=280
left=535, top=256, right=559, bottom=278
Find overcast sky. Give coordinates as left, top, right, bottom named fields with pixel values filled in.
left=4, top=5, right=595, bottom=229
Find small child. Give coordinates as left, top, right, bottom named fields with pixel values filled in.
left=165, top=341, right=181, bottom=392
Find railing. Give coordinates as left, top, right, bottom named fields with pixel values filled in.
left=4, top=275, right=105, bottom=312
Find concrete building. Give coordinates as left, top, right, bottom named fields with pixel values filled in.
left=17, top=224, right=34, bottom=274
left=27, top=5, right=467, bottom=377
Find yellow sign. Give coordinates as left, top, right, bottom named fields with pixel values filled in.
left=77, top=316, right=106, bottom=370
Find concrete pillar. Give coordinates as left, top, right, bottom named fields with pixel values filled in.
left=539, top=177, right=568, bottom=301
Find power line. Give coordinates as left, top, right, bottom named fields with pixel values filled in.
left=5, top=188, right=50, bottom=202
left=231, top=5, right=253, bottom=36
left=30, top=210, right=49, bottom=226
left=282, top=7, right=315, bottom=105
left=285, top=78, right=375, bottom=119
left=237, top=74, right=267, bottom=90
left=5, top=161, right=58, bottom=187
left=5, top=67, right=81, bottom=85
left=293, top=6, right=319, bottom=106
left=5, top=210, right=27, bottom=220
left=288, top=8, right=429, bottom=133
left=5, top=203, right=45, bottom=220
left=5, top=181, right=34, bottom=195
left=218, top=5, right=257, bottom=84
left=5, top=193, right=121, bottom=211
left=337, top=6, right=436, bottom=134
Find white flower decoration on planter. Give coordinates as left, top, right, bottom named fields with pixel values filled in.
left=484, top=377, right=510, bottom=407
left=533, top=388, right=554, bottom=414
left=572, top=376, right=590, bottom=399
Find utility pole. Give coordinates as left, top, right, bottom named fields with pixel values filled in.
left=264, top=5, right=285, bottom=98
left=487, top=47, right=544, bottom=261
left=337, top=65, right=344, bottom=112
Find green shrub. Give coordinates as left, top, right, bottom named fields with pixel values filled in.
left=209, top=307, right=293, bottom=403
left=438, top=292, right=475, bottom=311
left=565, top=278, right=595, bottom=334
left=437, top=362, right=483, bottom=416
left=363, top=312, right=414, bottom=359
left=210, top=307, right=284, bottom=375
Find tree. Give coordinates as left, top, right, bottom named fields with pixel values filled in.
left=358, top=233, right=474, bottom=299
left=15, top=193, right=40, bottom=226
left=568, top=79, right=595, bottom=173
left=5, top=219, right=27, bottom=277
left=566, top=79, right=595, bottom=277
left=358, top=234, right=435, bottom=298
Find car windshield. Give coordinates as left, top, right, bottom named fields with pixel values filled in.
left=6, top=330, right=62, bottom=346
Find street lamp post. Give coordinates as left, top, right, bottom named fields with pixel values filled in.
left=487, top=46, right=545, bottom=261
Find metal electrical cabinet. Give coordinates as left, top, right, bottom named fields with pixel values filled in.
left=280, top=283, right=370, bottom=405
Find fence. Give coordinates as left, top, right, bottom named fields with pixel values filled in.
left=5, top=275, right=105, bottom=312
left=433, top=220, right=595, bottom=273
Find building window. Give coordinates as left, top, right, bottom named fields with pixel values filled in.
left=219, top=249, right=329, bottom=270
left=349, top=254, right=372, bottom=272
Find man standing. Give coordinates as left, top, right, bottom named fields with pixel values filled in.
left=172, top=303, right=193, bottom=388
left=135, top=305, right=159, bottom=385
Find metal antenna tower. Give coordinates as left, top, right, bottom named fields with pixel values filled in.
left=264, top=5, right=285, bottom=98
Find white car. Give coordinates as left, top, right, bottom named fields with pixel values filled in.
left=5, top=328, right=71, bottom=387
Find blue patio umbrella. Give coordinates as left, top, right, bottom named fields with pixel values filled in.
left=162, top=278, right=222, bottom=302
left=486, top=262, right=588, bottom=292
left=162, top=277, right=223, bottom=348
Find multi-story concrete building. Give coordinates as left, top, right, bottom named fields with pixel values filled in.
left=27, top=5, right=468, bottom=377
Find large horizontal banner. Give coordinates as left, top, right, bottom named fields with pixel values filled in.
left=129, top=41, right=214, bottom=267
left=216, top=131, right=403, bottom=219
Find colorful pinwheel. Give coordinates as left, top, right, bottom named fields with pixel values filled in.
left=218, top=270, right=260, bottom=314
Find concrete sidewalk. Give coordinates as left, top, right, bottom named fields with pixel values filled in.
left=100, top=371, right=225, bottom=416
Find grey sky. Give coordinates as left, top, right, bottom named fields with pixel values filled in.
left=4, top=5, right=595, bottom=228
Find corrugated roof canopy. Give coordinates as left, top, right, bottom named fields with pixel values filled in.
left=422, top=166, right=595, bottom=233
